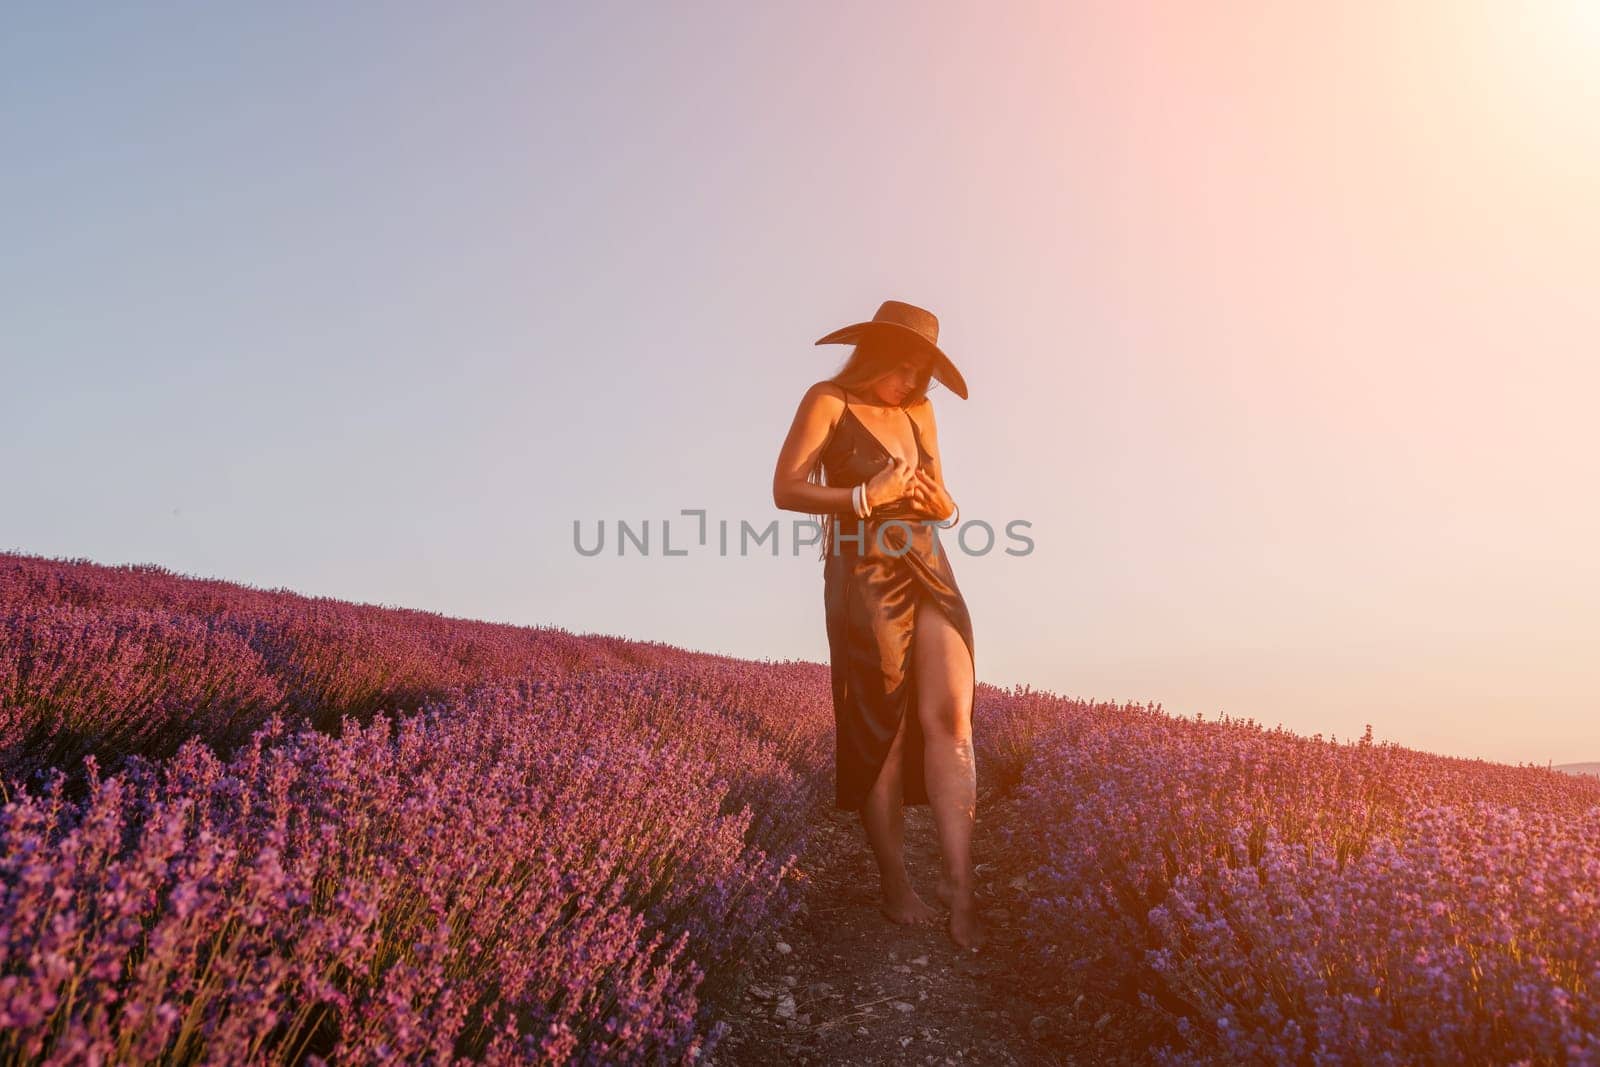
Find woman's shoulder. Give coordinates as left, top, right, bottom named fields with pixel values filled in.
left=802, top=379, right=850, bottom=410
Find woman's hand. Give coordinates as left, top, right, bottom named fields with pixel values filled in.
left=908, top=467, right=954, bottom=521
left=863, top=455, right=918, bottom=512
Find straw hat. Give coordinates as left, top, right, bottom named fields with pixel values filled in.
left=814, top=299, right=969, bottom=399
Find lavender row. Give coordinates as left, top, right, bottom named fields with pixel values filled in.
left=0, top=551, right=813, bottom=795
left=1008, top=706, right=1600, bottom=1063
left=1, top=665, right=827, bottom=1063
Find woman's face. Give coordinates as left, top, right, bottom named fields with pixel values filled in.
left=868, top=350, right=933, bottom=406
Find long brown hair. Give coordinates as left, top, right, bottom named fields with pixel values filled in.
left=804, top=339, right=936, bottom=561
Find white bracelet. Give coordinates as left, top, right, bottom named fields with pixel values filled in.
left=853, top=483, right=871, bottom=518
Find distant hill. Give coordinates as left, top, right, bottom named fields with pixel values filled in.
left=1555, top=762, right=1600, bottom=777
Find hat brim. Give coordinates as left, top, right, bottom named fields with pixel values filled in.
left=814, top=321, right=969, bottom=400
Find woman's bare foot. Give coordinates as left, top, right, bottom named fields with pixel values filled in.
left=880, top=884, right=941, bottom=925
left=947, top=890, right=987, bottom=951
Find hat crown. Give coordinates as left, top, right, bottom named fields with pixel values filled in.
left=872, top=300, right=939, bottom=346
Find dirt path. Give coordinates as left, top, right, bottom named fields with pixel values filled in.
left=705, top=788, right=1168, bottom=1066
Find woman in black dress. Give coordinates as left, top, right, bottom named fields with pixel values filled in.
left=771, top=300, right=985, bottom=952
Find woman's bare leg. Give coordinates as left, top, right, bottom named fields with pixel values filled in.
left=860, top=701, right=940, bottom=925
left=912, top=598, right=986, bottom=950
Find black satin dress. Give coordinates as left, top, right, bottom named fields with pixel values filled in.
left=817, top=385, right=977, bottom=812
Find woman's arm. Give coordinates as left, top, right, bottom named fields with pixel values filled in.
left=772, top=382, right=857, bottom=514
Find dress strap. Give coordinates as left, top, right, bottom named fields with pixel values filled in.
left=816, top=382, right=850, bottom=462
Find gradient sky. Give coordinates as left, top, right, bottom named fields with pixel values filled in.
left=4, top=2, right=1596, bottom=767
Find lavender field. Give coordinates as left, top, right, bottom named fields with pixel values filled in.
left=1, top=551, right=1595, bottom=1064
